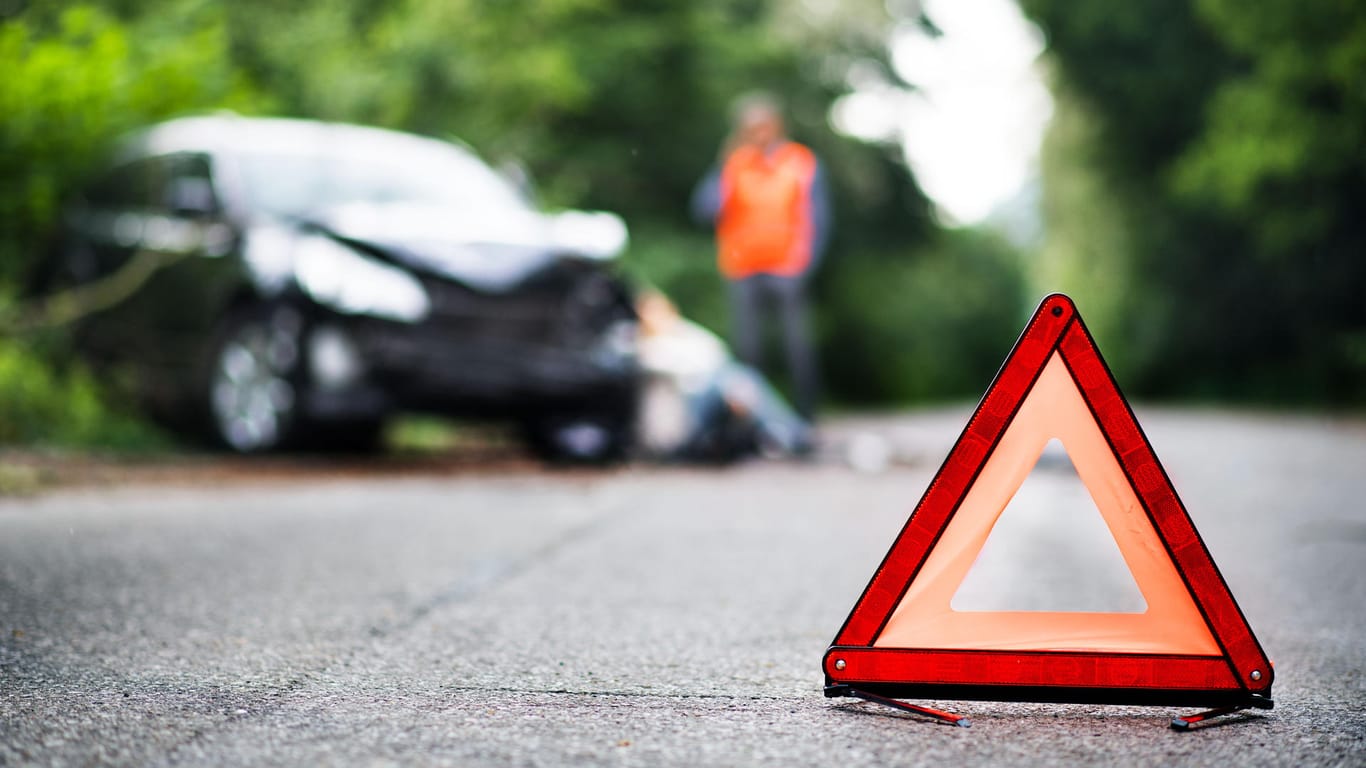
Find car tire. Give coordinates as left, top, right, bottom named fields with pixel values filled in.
left=523, top=401, right=635, bottom=465
left=297, top=419, right=387, bottom=454
left=202, top=303, right=308, bottom=453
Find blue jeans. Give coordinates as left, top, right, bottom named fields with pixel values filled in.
left=683, top=362, right=811, bottom=458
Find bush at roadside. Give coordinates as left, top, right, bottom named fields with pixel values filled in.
left=0, top=338, right=165, bottom=451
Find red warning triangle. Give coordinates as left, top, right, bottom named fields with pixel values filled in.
left=824, top=294, right=1273, bottom=708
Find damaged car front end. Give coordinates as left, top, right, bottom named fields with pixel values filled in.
left=49, top=116, right=639, bottom=460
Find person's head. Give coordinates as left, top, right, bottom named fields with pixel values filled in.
left=731, top=92, right=786, bottom=150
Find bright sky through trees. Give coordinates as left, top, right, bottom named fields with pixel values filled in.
left=833, top=0, right=1052, bottom=224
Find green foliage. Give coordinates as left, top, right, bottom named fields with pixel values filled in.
left=0, top=337, right=166, bottom=449
left=197, top=0, right=926, bottom=231
left=819, top=230, right=1027, bottom=404
left=0, top=3, right=256, bottom=285
left=1022, top=0, right=1366, bottom=403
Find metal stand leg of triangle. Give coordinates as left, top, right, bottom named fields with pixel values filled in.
left=1170, top=695, right=1274, bottom=731
left=828, top=685, right=972, bottom=728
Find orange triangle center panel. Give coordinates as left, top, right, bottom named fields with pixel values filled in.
left=824, top=294, right=1273, bottom=707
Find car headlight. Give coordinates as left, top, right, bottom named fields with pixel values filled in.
left=294, top=235, right=430, bottom=323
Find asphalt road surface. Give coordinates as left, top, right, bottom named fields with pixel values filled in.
left=2, top=409, right=1364, bottom=766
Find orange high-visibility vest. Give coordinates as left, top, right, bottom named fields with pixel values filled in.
left=716, top=141, right=818, bottom=279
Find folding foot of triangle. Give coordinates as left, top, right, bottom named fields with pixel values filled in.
left=824, top=294, right=1273, bottom=711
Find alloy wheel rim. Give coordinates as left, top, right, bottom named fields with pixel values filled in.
left=211, top=320, right=297, bottom=452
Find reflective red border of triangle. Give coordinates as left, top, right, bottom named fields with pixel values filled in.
left=824, top=294, right=1273, bottom=706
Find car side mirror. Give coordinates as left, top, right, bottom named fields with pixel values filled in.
left=166, top=177, right=219, bottom=218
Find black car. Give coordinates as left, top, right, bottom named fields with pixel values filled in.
left=44, top=116, right=639, bottom=459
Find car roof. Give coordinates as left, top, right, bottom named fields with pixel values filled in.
left=116, top=115, right=480, bottom=165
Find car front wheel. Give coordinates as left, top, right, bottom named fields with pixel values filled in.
left=204, top=304, right=305, bottom=453
left=523, top=399, right=635, bottom=465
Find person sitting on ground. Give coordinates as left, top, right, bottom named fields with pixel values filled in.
left=634, top=290, right=812, bottom=463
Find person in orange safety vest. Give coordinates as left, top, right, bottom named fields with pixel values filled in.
left=691, top=93, right=831, bottom=420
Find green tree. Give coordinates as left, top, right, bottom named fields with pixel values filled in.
left=1022, top=0, right=1366, bottom=402
left=1172, top=0, right=1366, bottom=398
left=0, top=3, right=254, bottom=286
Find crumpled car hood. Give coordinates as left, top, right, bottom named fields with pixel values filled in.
left=308, top=202, right=621, bottom=293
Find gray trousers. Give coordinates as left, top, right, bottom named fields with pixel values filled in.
left=728, top=274, right=819, bottom=418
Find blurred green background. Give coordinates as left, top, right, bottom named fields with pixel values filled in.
left=0, top=0, right=1362, bottom=450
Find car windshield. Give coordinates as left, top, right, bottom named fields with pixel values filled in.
left=234, top=128, right=529, bottom=218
